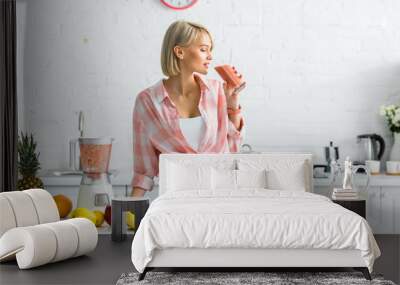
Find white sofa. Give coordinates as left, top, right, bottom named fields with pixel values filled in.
left=0, top=189, right=98, bottom=269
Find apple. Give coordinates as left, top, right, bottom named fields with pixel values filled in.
left=104, top=205, right=111, bottom=225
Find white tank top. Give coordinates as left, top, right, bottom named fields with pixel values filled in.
left=179, top=116, right=204, bottom=150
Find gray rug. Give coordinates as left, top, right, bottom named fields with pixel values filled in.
left=116, top=271, right=396, bottom=285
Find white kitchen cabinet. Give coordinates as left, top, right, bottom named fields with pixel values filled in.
left=380, top=187, right=400, bottom=234
left=364, top=186, right=400, bottom=234
left=380, top=188, right=392, bottom=234
left=39, top=171, right=160, bottom=209
left=366, top=187, right=381, bottom=233
left=44, top=185, right=128, bottom=210
left=366, top=186, right=400, bottom=234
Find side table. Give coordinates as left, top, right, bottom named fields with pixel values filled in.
left=332, top=199, right=366, bottom=218
left=111, top=197, right=149, bottom=242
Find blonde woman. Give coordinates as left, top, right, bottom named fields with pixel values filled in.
left=131, top=20, right=245, bottom=197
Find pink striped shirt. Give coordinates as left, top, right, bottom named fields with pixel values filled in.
left=131, top=73, right=245, bottom=191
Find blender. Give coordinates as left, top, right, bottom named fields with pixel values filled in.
left=77, top=137, right=114, bottom=211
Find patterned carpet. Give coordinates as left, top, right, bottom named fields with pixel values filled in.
left=116, top=271, right=396, bottom=285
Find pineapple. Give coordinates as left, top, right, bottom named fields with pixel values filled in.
left=17, top=132, right=44, bottom=190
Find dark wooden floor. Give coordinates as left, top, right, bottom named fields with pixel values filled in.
left=0, top=236, right=135, bottom=285
left=0, top=235, right=399, bottom=285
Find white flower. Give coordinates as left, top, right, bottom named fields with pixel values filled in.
left=379, top=105, right=387, bottom=116
left=393, top=109, right=400, bottom=126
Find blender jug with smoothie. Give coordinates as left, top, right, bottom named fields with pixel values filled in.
left=77, top=137, right=114, bottom=212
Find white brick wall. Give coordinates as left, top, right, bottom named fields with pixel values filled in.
left=17, top=0, right=400, bottom=175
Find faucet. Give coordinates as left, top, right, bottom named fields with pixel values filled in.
left=78, top=111, right=84, bottom=138
left=240, top=144, right=253, bottom=153
left=69, top=111, right=84, bottom=170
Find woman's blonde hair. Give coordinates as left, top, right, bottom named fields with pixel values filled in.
left=161, top=20, right=213, bottom=77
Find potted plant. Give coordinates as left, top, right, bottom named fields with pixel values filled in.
left=16, top=132, right=44, bottom=190
left=380, top=104, right=400, bottom=161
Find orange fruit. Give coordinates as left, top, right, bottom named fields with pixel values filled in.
left=53, top=195, right=73, bottom=218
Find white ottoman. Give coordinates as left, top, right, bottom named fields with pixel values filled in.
left=0, top=189, right=98, bottom=269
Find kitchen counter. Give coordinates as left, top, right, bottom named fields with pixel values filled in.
left=38, top=170, right=160, bottom=205
left=39, top=170, right=133, bottom=186
left=40, top=170, right=400, bottom=188
left=314, top=173, right=400, bottom=187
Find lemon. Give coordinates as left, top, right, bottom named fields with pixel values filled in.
left=93, top=210, right=105, bottom=227
left=126, top=211, right=136, bottom=230
left=67, top=209, right=76, bottom=219
left=73, top=208, right=96, bottom=225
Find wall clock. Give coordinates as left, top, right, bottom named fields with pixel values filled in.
left=161, top=0, right=198, bottom=10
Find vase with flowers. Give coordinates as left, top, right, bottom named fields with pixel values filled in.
left=380, top=104, right=400, bottom=161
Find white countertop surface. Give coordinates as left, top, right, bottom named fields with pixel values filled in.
left=40, top=170, right=400, bottom=187
left=39, top=169, right=133, bottom=186
left=313, top=173, right=400, bottom=187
